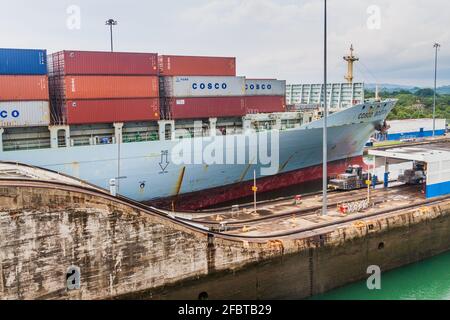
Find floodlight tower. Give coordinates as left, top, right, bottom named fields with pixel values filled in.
left=105, top=19, right=118, bottom=52
left=433, top=42, right=441, bottom=137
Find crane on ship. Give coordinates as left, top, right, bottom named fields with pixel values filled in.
left=344, top=45, right=389, bottom=135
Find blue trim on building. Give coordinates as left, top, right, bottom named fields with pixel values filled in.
left=427, top=181, right=450, bottom=198
left=387, top=130, right=446, bottom=141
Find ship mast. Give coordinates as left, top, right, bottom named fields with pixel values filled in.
left=343, top=44, right=359, bottom=84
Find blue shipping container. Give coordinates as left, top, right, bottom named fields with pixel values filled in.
left=0, top=48, right=47, bottom=75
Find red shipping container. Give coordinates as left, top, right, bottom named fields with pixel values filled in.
left=64, top=75, right=159, bottom=99
left=65, top=98, right=160, bottom=124
left=159, top=55, right=236, bottom=76
left=50, top=51, right=158, bottom=76
left=245, top=96, right=286, bottom=114
left=167, top=97, right=245, bottom=119
left=0, top=75, right=49, bottom=101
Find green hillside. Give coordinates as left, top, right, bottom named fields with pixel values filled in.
left=366, top=89, right=450, bottom=120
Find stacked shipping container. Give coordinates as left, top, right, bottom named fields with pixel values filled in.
left=158, top=55, right=236, bottom=76
left=1, top=49, right=287, bottom=125
left=166, top=97, right=246, bottom=119
left=245, top=79, right=286, bottom=114
left=159, top=56, right=244, bottom=119
left=48, top=51, right=160, bottom=124
left=159, top=55, right=286, bottom=119
left=0, top=48, right=50, bottom=128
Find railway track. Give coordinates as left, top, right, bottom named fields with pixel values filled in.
left=167, top=187, right=369, bottom=215
left=224, top=194, right=450, bottom=239
left=177, top=186, right=414, bottom=228
left=180, top=184, right=416, bottom=227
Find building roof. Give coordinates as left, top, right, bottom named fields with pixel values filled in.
left=369, top=141, right=450, bottom=163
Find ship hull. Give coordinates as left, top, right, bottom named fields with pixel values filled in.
left=0, top=100, right=396, bottom=208
left=151, top=155, right=365, bottom=210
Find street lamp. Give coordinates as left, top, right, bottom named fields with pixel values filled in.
left=322, top=0, right=328, bottom=216
left=105, top=19, right=118, bottom=52
left=105, top=18, right=120, bottom=193
left=433, top=43, right=441, bottom=137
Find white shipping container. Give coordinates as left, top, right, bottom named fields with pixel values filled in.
left=0, top=101, right=50, bottom=128
left=245, top=79, right=286, bottom=96
left=162, top=76, right=245, bottom=97
left=387, top=119, right=446, bottom=134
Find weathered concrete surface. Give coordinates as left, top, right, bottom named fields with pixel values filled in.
left=1, top=183, right=450, bottom=300
left=128, top=205, right=450, bottom=300
left=0, top=185, right=283, bottom=300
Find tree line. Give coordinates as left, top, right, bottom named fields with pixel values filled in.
left=365, top=89, right=450, bottom=121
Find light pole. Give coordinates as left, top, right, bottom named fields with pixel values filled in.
left=106, top=18, right=119, bottom=194
left=105, top=19, right=118, bottom=52
left=253, top=170, right=257, bottom=214
left=433, top=43, right=441, bottom=137
left=322, top=0, right=328, bottom=216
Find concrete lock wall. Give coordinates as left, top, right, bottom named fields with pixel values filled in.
left=136, top=205, right=450, bottom=300
left=0, top=185, right=283, bottom=300
left=1, top=184, right=450, bottom=300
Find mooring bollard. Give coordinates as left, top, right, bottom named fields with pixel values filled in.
left=109, top=178, right=117, bottom=196
left=219, top=222, right=227, bottom=232
left=339, top=204, right=349, bottom=215
left=294, top=195, right=302, bottom=205
left=231, top=205, right=240, bottom=217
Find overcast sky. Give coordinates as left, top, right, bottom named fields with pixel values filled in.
left=1, top=0, right=449, bottom=87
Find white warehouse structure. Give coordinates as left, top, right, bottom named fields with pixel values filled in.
left=375, top=119, right=447, bottom=141
left=369, top=142, right=450, bottom=198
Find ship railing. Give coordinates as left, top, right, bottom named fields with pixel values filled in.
left=3, top=139, right=51, bottom=152
left=122, top=132, right=160, bottom=144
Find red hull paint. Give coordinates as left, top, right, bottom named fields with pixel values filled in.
left=150, top=155, right=365, bottom=210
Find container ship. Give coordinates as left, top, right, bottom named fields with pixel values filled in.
left=0, top=48, right=396, bottom=210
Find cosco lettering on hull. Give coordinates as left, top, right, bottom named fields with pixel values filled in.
left=357, top=106, right=389, bottom=120
left=0, top=109, right=20, bottom=118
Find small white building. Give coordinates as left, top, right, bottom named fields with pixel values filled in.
left=369, top=142, right=450, bottom=198
left=377, top=119, right=447, bottom=141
